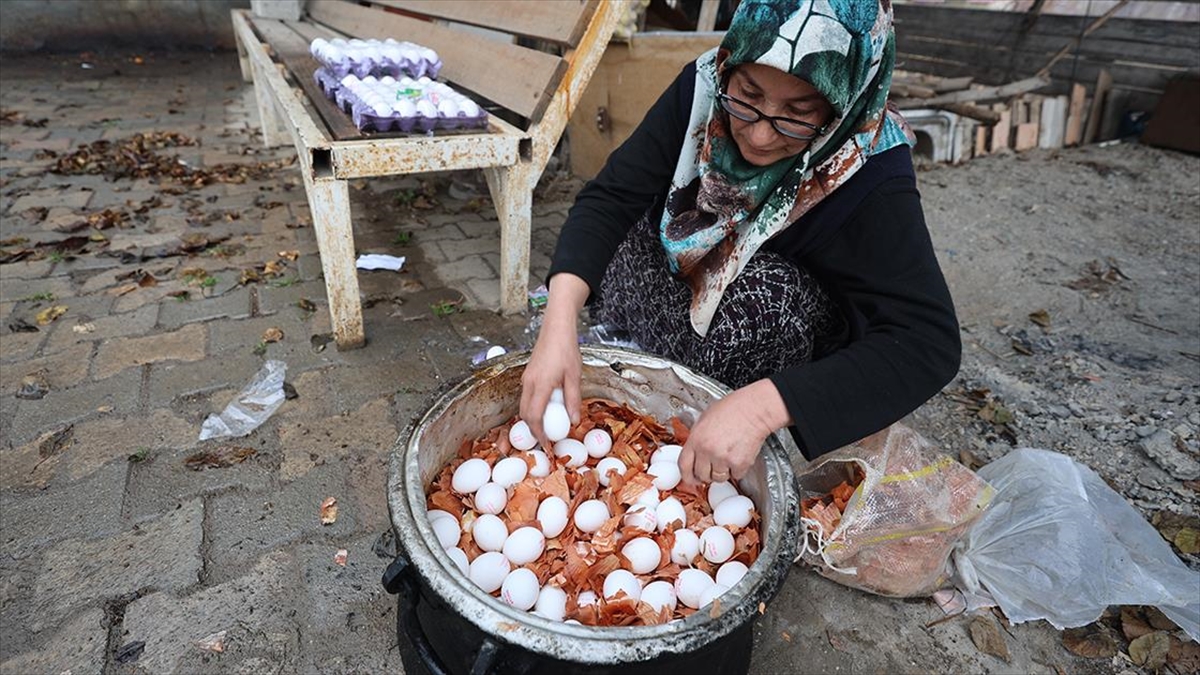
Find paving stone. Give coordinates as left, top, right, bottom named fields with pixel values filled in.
left=0, top=275, right=75, bottom=303
left=257, top=278, right=328, bottom=315
left=278, top=398, right=396, bottom=482
left=155, top=284, right=252, bottom=329
left=9, top=187, right=93, bottom=211
left=208, top=463, right=357, bottom=583
left=413, top=220, right=467, bottom=242
left=60, top=408, right=197, bottom=482
left=93, top=322, right=207, bottom=380
left=0, top=258, right=56, bottom=280
left=0, top=460, right=126, bottom=557
left=6, top=366, right=142, bottom=449
left=428, top=254, right=491, bottom=285
left=119, top=552, right=300, bottom=675
left=31, top=500, right=203, bottom=634
left=144, top=349, right=262, bottom=405
left=0, top=324, right=47, bottom=363
left=7, top=340, right=92, bottom=390
left=0, top=607, right=107, bottom=675
left=42, top=301, right=159, bottom=354
left=464, top=278, right=502, bottom=310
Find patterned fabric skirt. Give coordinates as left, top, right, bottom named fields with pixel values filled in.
left=594, top=215, right=844, bottom=390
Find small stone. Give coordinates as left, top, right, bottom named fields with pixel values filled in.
left=1136, top=466, right=1169, bottom=489
left=1163, top=391, right=1181, bottom=403
left=1188, top=412, right=1200, bottom=427
left=1069, top=402, right=1086, bottom=418
left=1136, top=425, right=1158, bottom=438
left=1138, top=430, right=1200, bottom=481
left=1172, top=424, right=1194, bottom=441
left=1048, top=404, right=1072, bottom=419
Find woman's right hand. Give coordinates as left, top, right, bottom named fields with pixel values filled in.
left=520, top=273, right=591, bottom=448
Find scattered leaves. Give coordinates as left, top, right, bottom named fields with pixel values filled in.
left=183, top=445, right=256, bottom=470
left=1128, top=631, right=1170, bottom=669
left=976, top=400, right=1014, bottom=425
left=261, top=327, right=284, bottom=343
left=128, top=448, right=152, bottom=463
left=37, top=426, right=74, bottom=458
left=431, top=299, right=462, bottom=317
left=1168, top=636, right=1200, bottom=673
left=297, top=298, right=317, bottom=313
left=1066, top=258, right=1129, bottom=294
left=72, top=322, right=96, bottom=334
left=1151, top=511, right=1200, bottom=555
left=35, top=305, right=68, bottom=325
left=320, top=497, right=339, bottom=525
left=1062, top=624, right=1119, bottom=659
left=16, top=371, right=51, bottom=400
left=278, top=250, right=299, bottom=261
left=8, top=318, right=39, bottom=333
left=969, top=615, right=1010, bottom=662
left=108, top=283, right=139, bottom=297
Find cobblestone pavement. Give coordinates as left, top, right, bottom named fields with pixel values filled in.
left=1, top=51, right=1128, bottom=675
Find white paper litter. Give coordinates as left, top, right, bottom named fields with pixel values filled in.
left=356, top=254, right=406, bottom=271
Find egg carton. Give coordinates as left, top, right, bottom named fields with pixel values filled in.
left=309, top=37, right=442, bottom=80
left=315, top=70, right=489, bottom=134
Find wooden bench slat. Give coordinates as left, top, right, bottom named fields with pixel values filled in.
left=251, top=17, right=365, bottom=141
left=307, top=0, right=567, bottom=121
left=368, top=0, right=599, bottom=47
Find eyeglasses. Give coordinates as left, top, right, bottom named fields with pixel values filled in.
left=717, top=93, right=827, bottom=141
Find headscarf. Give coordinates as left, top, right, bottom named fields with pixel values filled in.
left=660, top=0, right=914, bottom=336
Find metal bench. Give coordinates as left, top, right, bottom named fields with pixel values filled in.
left=231, top=0, right=625, bottom=348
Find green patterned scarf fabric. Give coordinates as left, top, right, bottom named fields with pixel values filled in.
left=660, top=0, right=913, bottom=336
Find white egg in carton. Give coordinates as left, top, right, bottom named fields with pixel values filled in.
left=315, top=71, right=488, bottom=133
left=309, top=37, right=441, bottom=79
left=424, top=393, right=762, bottom=626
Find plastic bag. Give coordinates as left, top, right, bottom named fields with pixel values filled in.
left=953, top=448, right=1200, bottom=641
left=795, top=424, right=994, bottom=597
left=199, top=360, right=288, bottom=441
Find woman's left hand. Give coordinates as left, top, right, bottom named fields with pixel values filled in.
left=678, top=379, right=792, bottom=485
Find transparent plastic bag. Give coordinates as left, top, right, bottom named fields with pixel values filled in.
left=796, top=424, right=994, bottom=597
left=199, top=360, right=287, bottom=441
left=953, top=448, right=1200, bottom=641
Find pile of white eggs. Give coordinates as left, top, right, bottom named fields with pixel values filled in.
left=425, top=391, right=759, bottom=624
left=338, top=74, right=482, bottom=121
left=309, top=37, right=441, bottom=79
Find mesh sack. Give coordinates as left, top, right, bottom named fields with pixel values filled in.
left=795, top=423, right=994, bottom=597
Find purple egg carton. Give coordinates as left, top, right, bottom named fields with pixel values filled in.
left=310, top=38, right=442, bottom=81
left=349, top=99, right=489, bottom=134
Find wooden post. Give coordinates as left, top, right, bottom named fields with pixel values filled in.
left=697, top=0, right=720, bottom=31
left=1064, top=83, right=1087, bottom=146
left=1083, top=69, right=1112, bottom=145
left=974, top=126, right=989, bottom=157
left=303, top=174, right=366, bottom=349
left=250, top=60, right=289, bottom=148
left=1014, top=96, right=1040, bottom=151
left=990, top=104, right=1011, bottom=152
left=1038, top=95, right=1068, bottom=149
left=484, top=162, right=535, bottom=315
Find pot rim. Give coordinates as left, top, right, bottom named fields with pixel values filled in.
left=388, top=345, right=801, bottom=664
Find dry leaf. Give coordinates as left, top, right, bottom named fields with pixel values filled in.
left=1028, top=309, right=1051, bottom=328
left=334, top=549, right=348, bottom=566
left=780, top=631, right=791, bottom=643
left=278, top=250, right=299, bottom=261
left=1121, top=607, right=1154, bottom=641
left=261, top=327, right=284, bottom=343
left=72, top=322, right=96, bottom=334
left=297, top=298, right=316, bottom=312
left=194, top=630, right=226, bottom=653
left=758, top=602, right=766, bottom=615
left=1143, top=606, right=1178, bottom=632
left=183, top=445, right=256, bottom=470
left=263, top=260, right=286, bottom=276
left=1168, top=635, right=1200, bottom=673
left=1128, top=631, right=1170, bottom=669
left=1062, top=625, right=1118, bottom=659
left=97, top=405, right=113, bottom=413
left=320, top=497, right=338, bottom=525
left=108, top=283, right=138, bottom=296
left=1174, top=527, right=1199, bottom=555
left=35, top=305, right=68, bottom=325
left=969, top=615, right=1010, bottom=662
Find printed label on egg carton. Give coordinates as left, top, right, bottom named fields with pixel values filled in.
left=315, top=69, right=488, bottom=134
left=309, top=37, right=442, bottom=80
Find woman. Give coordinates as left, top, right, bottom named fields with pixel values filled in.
left=521, top=0, right=960, bottom=485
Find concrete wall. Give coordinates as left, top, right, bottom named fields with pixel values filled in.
left=0, top=0, right=251, bottom=52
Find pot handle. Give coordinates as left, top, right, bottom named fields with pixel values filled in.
left=383, top=554, right=509, bottom=675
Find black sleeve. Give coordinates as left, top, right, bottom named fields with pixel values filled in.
left=547, top=62, right=696, bottom=301
left=770, top=179, right=961, bottom=459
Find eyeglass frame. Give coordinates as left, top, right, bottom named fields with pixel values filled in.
left=716, top=92, right=829, bottom=141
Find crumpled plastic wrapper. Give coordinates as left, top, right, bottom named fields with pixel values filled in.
left=199, top=360, right=287, bottom=441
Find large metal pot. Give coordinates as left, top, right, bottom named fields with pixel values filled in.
left=384, top=346, right=801, bottom=675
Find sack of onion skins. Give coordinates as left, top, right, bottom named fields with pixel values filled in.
left=795, top=423, right=994, bottom=597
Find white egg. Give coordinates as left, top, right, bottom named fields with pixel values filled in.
left=460, top=100, right=481, bottom=117
left=577, top=590, right=599, bottom=607
left=542, top=403, right=571, bottom=442
left=468, top=551, right=510, bottom=593
left=534, top=585, right=568, bottom=621
left=427, top=509, right=455, bottom=524
left=634, top=486, right=661, bottom=510
left=640, top=580, right=677, bottom=613
left=573, top=500, right=609, bottom=533
left=553, top=438, right=587, bottom=468
left=437, top=99, right=459, bottom=117
left=602, top=569, right=642, bottom=601
left=716, top=561, right=749, bottom=589
left=416, top=99, right=438, bottom=118
left=700, top=526, right=735, bottom=564
left=565, top=619, right=582, bottom=625
left=395, top=99, right=416, bottom=117
left=508, top=420, right=537, bottom=451
left=500, top=568, right=540, bottom=610
left=595, top=457, right=626, bottom=487
left=671, top=528, right=700, bottom=566
left=713, top=495, right=755, bottom=528
left=583, top=429, right=613, bottom=458
left=472, top=513, right=508, bottom=552
left=485, top=345, right=507, bottom=359
left=698, top=583, right=730, bottom=608
left=431, top=514, right=460, bottom=548
left=674, top=568, right=715, bottom=609
left=623, top=505, right=657, bottom=533
left=648, top=461, right=682, bottom=491
left=451, top=458, right=491, bottom=494
left=526, top=450, right=551, bottom=478
left=491, top=456, right=528, bottom=488
left=371, top=102, right=392, bottom=117
left=707, top=481, right=739, bottom=508
left=655, top=497, right=687, bottom=532
left=650, top=444, right=682, bottom=465
left=621, top=537, right=662, bottom=575
left=417, top=76, right=432, bottom=85
left=536, top=496, right=569, bottom=538
left=502, top=526, right=546, bottom=565
left=474, top=482, right=508, bottom=515
left=446, top=546, right=469, bottom=577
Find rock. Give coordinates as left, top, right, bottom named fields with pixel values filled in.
left=1188, top=412, right=1200, bottom=427
left=1163, top=391, right=1181, bottom=403
left=1173, top=423, right=1194, bottom=441
left=1136, top=465, right=1170, bottom=489
left=1137, top=430, right=1200, bottom=481
left=1048, top=404, right=1072, bottom=419
left=1069, top=402, right=1086, bottom=418
left=1136, top=425, right=1158, bottom=438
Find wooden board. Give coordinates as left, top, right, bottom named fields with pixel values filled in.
left=1015, top=122, right=1039, bottom=151
left=369, top=0, right=598, bottom=47
left=1083, top=68, right=1112, bottom=144
left=990, top=107, right=1011, bottom=151
left=1064, top=83, right=1086, bottom=146
left=1038, top=95, right=1067, bottom=149
left=308, top=0, right=567, bottom=120
left=974, top=126, right=988, bottom=157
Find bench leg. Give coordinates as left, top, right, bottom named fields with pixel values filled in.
left=484, top=163, right=534, bottom=315
left=303, top=174, right=366, bottom=349
left=250, top=60, right=288, bottom=148
left=235, top=32, right=253, bottom=83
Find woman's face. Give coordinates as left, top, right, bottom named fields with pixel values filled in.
left=724, top=63, right=834, bottom=167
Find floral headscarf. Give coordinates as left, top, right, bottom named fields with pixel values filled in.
left=660, top=0, right=913, bottom=336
